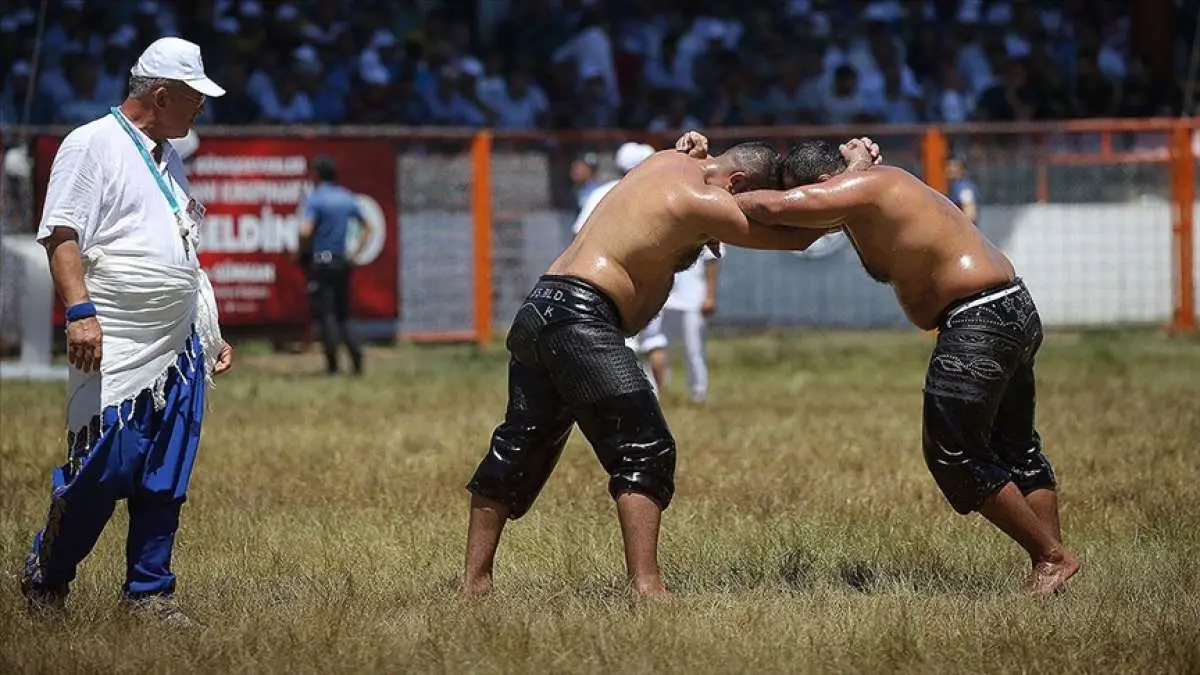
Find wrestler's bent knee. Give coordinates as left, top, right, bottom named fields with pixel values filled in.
left=1007, top=441, right=1057, bottom=495
left=608, top=437, right=676, bottom=510
left=466, top=423, right=569, bottom=520
left=601, top=417, right=677, bottom=510
left=923, top=437, right=1010, bottom=515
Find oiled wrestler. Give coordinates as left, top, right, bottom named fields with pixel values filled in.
left=718, top=136, right=1080, bottom=598
left=462, top=138, right=878, bottom=599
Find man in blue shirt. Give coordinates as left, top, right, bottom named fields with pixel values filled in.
left=947, top=157, right=980, bottom=225
left=300, top=156, right=364, bottom=375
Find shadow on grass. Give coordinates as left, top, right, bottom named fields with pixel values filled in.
left=838, top=558, right=1004, bottom=597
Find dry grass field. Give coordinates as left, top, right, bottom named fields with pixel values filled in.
left=1, top=329, right=1198, bottom=674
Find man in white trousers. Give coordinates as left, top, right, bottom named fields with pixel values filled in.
left=639, top=244, right=722, bottom=403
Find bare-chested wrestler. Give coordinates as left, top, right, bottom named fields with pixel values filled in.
left=679, top=132, right=1079, bottom=598
left=461, top=137, right=881, bottom=599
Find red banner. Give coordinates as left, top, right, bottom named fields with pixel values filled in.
left=34, top=135, right=399, bottom=326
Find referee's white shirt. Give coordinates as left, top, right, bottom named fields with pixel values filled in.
left=37, top=111, right=194, bottom=267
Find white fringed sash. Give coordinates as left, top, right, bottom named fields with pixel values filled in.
left=66, top=249, right=223, bottom=432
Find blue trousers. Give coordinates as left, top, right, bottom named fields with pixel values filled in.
left=26, top=334, right=205, bottom=599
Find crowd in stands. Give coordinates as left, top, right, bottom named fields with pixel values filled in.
left=1, top=0, right=1197, bottom=132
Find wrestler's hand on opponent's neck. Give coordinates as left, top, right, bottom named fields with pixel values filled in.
left=675, top=130, right=709, bottom=158
left=841, top=137, right=883, bottom=172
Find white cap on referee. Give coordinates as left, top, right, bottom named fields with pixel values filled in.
left=131, top=37, right=226, bottom=98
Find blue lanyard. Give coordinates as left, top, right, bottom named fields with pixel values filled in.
left=109, top=106, right=181, bottom=218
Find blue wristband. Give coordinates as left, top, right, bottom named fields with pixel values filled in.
left=65, top=302, right=97, bottom=322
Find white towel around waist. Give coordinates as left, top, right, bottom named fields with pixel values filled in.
left=66, top=249, right=223, bottom=432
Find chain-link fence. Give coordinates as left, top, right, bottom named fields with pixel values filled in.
left=2, top=119, right=1196, bottom=362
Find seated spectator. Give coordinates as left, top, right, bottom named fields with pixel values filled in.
left=820, top=65, right=874, bottom=125
left=264, top=73, right=315, bottom=124
left=97, top=30, right=136, bottom=104
left=396, top=79, right=431, bottom=126
left=346, top=64, right=399, bottom=125
left=424, top=66, right=487, bottom=127
left=706, top=69, right=765, bottom=127
left=1034, top=65, right=1074, bottom=120
left=1071, top=52, right=1120, bottom=118
left=764, top=55, right=822, bottom=124
left=209, top=63, right=264, bottom=125
left=321, top=30, right=359, bottom=101
left=289, top=45, right=346, bottom=124
left=55, top=57, right=110, bottom=126
left=300, top=0, right=346, bottom=46
left=1117, top=63, right=1169, bottom=118
left=572, top=66, right=620, bottom=129
left=475, top=53, right=508, bottom=108
left=485, top=66, right=549, bottom=130
left=877, top=63, right=922, bottom=124
left=974, top=59, right=1036, bottom=121
left=0, top=60, right=51, bottom=125
left=0, top=0, right=1178, bottom=133
left=932, top=63, right=974, bottom=123
left=246, top=50, right=283, bottom=114
left=552, top=7, right=620, bottom=106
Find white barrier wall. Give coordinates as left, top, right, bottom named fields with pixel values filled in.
left=397, top=202, right=1197, bottom=334
left=719, top=201, right=1198, bottom=328
left=962, top=202, right=1173, bottom=325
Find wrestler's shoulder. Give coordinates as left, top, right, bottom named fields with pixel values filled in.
left=641, top=149, right=709, bottom=172
left=866, top=164, right=920, bottom=187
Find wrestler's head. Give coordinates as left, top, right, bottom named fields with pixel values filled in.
left=708, top=142, right=780, bottom=194
left=781, top=140, right=847, bottom=188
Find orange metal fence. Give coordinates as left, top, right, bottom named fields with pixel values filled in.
left=380, top=117, right=1197, bottom=343
left=1, top=118, right=1196, bottom=350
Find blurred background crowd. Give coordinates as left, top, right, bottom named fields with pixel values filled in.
left=2, top=0, right=1198, bottom=132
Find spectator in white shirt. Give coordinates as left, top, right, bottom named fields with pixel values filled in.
left=97, top=33, right=136, bottom=104
left=765, top=54, right=823, bottom=124
left=246, top=50, right=282, bottom=113
left=820, top=65, right=872, bottom=125
left=878, top=64, right=922, bottom=124
left=572, top=67, right=620, bottom=128
left=474, top=53, right=508, bottom=108
left=552, top=8, right=621, bottom=107
left=424, top=67, right=487, bottom=127
left=934, top=63, right=974, bottom=123
left=487, top=67, right=549, bottom=130
left=56, top=58, right=111, bottom=126
left=638, top=243, right=724, bottom=404
left=263, top=73, right=314, bottom=124
left=644, top=30, right=698, bottom=93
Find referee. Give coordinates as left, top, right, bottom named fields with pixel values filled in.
left=300, top=156, right=364, bottom=375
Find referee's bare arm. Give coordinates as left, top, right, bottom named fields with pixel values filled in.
left=42, top=228, right=90, bottom=307
left=42, top=227, right=103, bottom=373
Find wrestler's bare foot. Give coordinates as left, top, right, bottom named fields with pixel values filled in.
left=631, top=575, right=671, bottom=601
left=1022, top=547, right=1080, bottom=599
left=460, top=575, right=494, bottom=600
